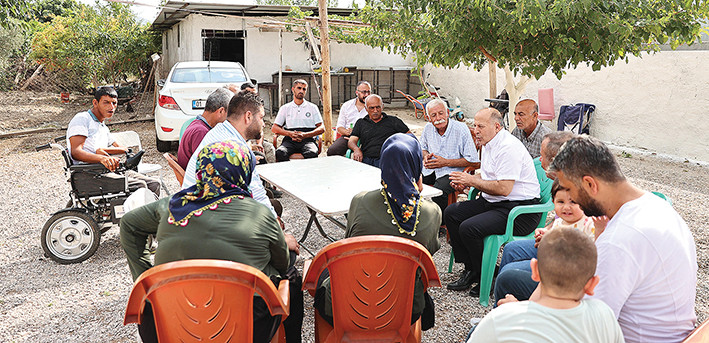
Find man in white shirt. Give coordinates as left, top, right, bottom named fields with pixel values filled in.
left=272, top=79, right=325, bottom=161
left=420, top=99, right=479, bottom=227
left=548, top=136, right=697, bottom=343
left=326, top=81, right=371, bottom=156
left=445, top=108, right=541, bottom=297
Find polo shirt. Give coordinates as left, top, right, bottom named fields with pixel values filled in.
left=177, top=116, right=211, bottom=170
left=66, top=109, right=114, bottom=164
left=420, top=120, right=478, bottom=178
left=511, top=119, right=552, bottom=159
left=480, top=129, right=539, bottom=202
left=274, top=100, right=322, bottom=130
left=336, top=98, right=368, bottom=130
left=351, top=113, right=409, bottom=158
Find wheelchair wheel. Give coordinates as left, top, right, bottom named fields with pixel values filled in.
left=41, top=210, right=100, bottom=264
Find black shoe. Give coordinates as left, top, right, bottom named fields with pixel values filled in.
left=468, top=283, right=481, bottom=297
left=447, top=270, right=477, bottom=291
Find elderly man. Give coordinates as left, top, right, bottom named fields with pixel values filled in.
left=511, top=99, right=552, bottom=158
left=548, top=136, right=697, bottom=343
left=182, top=91, right=277, bottom=217
left=326, top=81, right=371, bottom=156
left=445, top=108, right=541, bottom=297
left=348, top=94, right=409, bottom=168
left=272, top=79, right=325, bottom=161
left=421, top=99, right=479, bottom=227
left=66, top=86, right=160, bottom=196
left=177, top=87, right=232, bottom=169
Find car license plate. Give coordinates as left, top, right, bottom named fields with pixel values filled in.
left=192, top=100, right=206, bottom=109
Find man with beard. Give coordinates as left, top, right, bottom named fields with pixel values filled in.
left=444, top=108, right=540, bottom=297
left=544, top=136, right=697, bottom=343
left=420, top=99, right=479, bottom=227
left=326, top=81, right=371, bottom=156
left=511, top=99, right=551, bottom=159
left=182, top=90, right=277, bottom=217
left=272, top=79, right=325, bottom=161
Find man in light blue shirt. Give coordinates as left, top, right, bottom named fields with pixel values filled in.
left=183, top=91, right=276, bottom=218
left=420, top=99, right=479, bottom=227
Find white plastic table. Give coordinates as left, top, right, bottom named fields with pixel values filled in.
left=257, top=156, right=442, bottom=253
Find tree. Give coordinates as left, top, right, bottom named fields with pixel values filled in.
left=344, top=0, right=709, bottom=127
left=30, top=2, right=160, bottom=89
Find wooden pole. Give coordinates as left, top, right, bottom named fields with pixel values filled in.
left=318, top=0, right=333, bottom=145
left=488, top=60, right=497, bottom=98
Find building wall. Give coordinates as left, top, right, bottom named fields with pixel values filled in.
left=160, top=14, right=413, bottom=82
left=426, top=51, right=709, bottom=162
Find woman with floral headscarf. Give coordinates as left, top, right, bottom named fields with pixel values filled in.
left=314, top=133, right=441, bottom=329
left=120, top=140, right=302, bottom=343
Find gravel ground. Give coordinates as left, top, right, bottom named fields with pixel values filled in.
left=0, top=92, right=707, bottom=342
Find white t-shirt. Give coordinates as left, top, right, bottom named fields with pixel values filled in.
left=480, top=129, right=539, bottom=202
left=588, top=192, right=697, bottom=343
left=336, top=98, right=367, bottom=130
left=468, top=299, right=625, bottom=343
left=274, top=100, right=322, bottom=129
left=66, top=110, right=115, bottom=164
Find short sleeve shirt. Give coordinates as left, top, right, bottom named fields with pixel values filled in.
left=336, top=98, right=368, bottom=130
left=274, top=100, right=322, bottom=130
left=420, top=120, right=479, bottom=178
left=511, top=120, right=552, bottom=159
left=480, top=129, right=539, bottom=202
left=177, top=116, right=211, bottom=170
left=351, top=113, right=409, bottom=158
left=66, top=109, right=115, bottom=164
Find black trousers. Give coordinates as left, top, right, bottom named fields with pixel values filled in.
left=275, top=137, right=318, bottom=161
left=444, top=196, right=541, bottom=275
left=422, top=173, right=455, bottom=226
left=326, top=136, right=349, bottom=156
left=138, top=252, right=303, bottom=343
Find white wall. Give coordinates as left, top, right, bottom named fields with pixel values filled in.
left=426, top=51, right=709, bottom=163
left=160, top=14, right=413, bottom=82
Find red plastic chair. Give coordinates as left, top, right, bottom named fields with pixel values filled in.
left=124, top=259, right=289, bottom=343
left=683, top=320, right=709, bottom=342
left=302, top=235, right=441, bottom=343
left=538, top=88, right=555, bottom=121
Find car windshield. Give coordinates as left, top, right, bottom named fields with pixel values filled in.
left=170, top=67, right=247, bottom=83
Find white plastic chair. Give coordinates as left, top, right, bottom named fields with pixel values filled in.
left=112, top=131, right=168, bottom=193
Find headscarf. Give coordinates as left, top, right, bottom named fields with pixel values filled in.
left=379, top=133, right=423, bottom=236
left=168, top=140, right=254, bottom=226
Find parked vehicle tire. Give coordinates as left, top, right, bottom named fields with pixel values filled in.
left=156, top=134, right=171, bottom=152
left=41, top=210, right=100, bottom=264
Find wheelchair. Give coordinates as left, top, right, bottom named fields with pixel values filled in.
left=36, top=138, right=151, bottom=264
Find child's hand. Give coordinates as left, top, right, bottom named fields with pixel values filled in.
left=497, top=294, right=519, bottom=306
left=534, top=227, right=549, bottom=248
left=592, top=216, right=609, bottom=241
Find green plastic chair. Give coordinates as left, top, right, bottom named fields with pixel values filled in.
left=446, top=158, right=554, bottom=307
left=651, top=191, right=672, bottom=206
left=178, top=117, right=197, bottom=142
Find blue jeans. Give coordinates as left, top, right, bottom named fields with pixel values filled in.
left=362, top=156, right=380, bottom=168
left=499, top=239, right=537, bottom=274
left=493, top=269, right=538, bottom=307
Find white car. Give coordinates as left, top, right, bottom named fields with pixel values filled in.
left=154, top=61, right=255, bottom=152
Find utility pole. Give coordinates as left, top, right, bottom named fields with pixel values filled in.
left=318, top=0, right=333, bottom=145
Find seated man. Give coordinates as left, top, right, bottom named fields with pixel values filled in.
left=445, top=108, right=540, bottom=297
left=66, top=86, right=159, bottom=196
left=120, top=141, right=302, bottom=343
left=182, top=91, right=277, bottom=218
left=314, top=133, right=440, bottom=329
left=348, top=94, right=409, bottom=168
left=326, top=81, right=370, bottom=156
left=548, top=136, right=697, bottom=343
left=511, top=99, right=552, bottom=159
left=271, top=79, right=325, bottom=161
left=420, top=99, right=479, bottom=227
left=177, top=87, right=232, bottom=169
left=468, top=228, right=624, bottom=342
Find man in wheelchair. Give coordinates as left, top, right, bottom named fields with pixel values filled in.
left=66, top=86, right=160, bottom=196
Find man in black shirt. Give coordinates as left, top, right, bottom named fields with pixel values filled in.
left=348, top=94, right=410, bottom=168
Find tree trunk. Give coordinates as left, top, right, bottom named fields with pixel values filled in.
left=318, top=0, right=333, bottom=145
left=20, top=64, right=43, bottom=91
left=502, top=65, right=533, bottom=131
